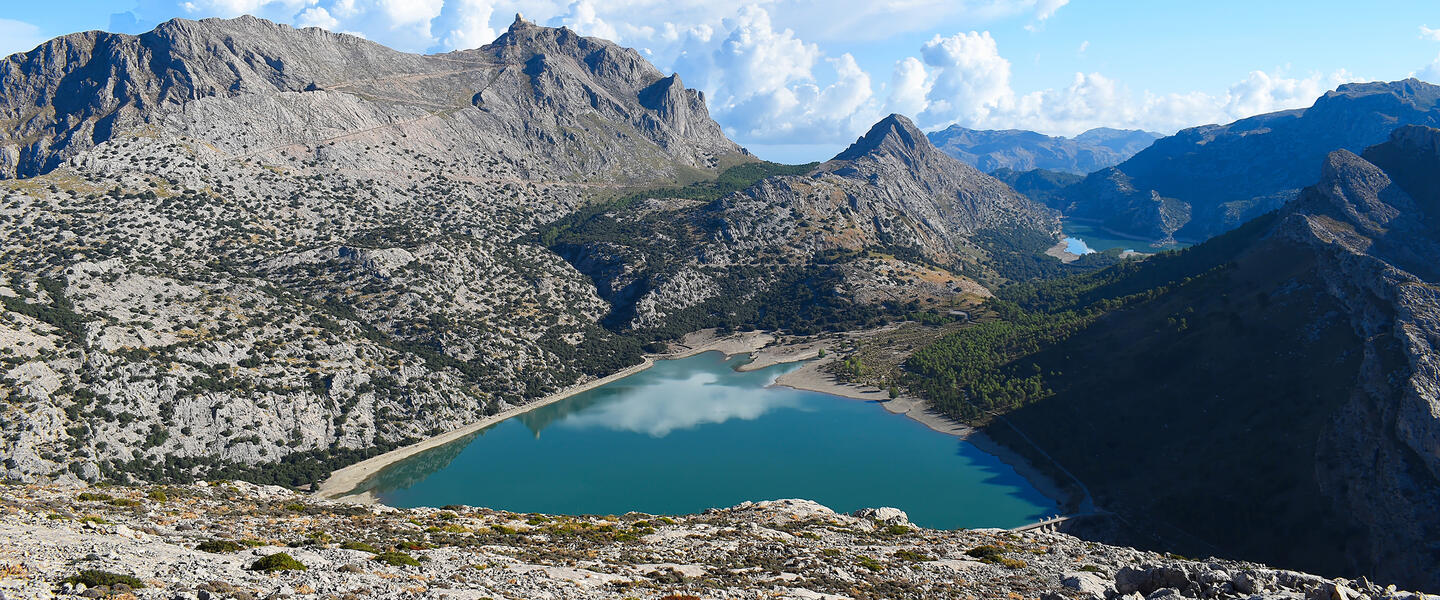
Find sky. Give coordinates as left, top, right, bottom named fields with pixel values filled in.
left=2, top=1, right=1439, bottom=162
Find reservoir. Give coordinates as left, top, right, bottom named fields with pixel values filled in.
left=349, top=352, right=1056, bottom=529
left=1062, top=221, right=1190, bottom=254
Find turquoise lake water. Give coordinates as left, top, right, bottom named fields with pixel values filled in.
left=1061, top=221, right=1190, bottom=254
left=351, top=352, right=1057, bottom=529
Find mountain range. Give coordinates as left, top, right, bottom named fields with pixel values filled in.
left=1, top=12, right=1439, bottom=594
left=0, top=16, right=1054, bottom=488
left=927, top=125, right=1161, bottom=174
left=1054, top=78, right=1440, bottom=242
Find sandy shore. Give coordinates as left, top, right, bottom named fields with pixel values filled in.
left=773, top=358, right=1080, bottom=512
left=313, top=330, right=776, bottom=502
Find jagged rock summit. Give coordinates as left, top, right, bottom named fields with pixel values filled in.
left=0, top=13, right=744, bottom=181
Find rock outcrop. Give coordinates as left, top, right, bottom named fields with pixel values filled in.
left=0, top=481, right=1433, bottom=599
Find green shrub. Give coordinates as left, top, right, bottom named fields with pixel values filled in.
left=63, top=570, right=145, bottom=589
left=339, top=541, right=379, bottom=553
left=197, top=540, right=244, bottom=553
left=965, top=545, right=1007, bottom=563
left=76, top=492, right=113, bottom=502
left=373, top=551, right=421, bottom=567
left=856, top=556, right=884, bottom=571
left=250, top=552, right=306, bottom=572
left=893, top=549, right=933, bottom=562
left=146, top=490, right=168, bottom=502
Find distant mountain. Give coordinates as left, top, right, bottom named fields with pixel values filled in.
left=546, top=114, right=1061, bottom=332
left=1059, top=78, right=1440, bottom=242
left=905, top=125, right=1440, bottom=590
left=926, top=125, right=1161, bottom=175
left=989, top=167, right=1083, bottom=210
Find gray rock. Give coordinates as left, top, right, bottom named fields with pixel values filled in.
left=1061, top=571, right=1113, bottom=599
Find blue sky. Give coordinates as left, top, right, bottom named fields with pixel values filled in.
left=3, top=1, right=1439, bottom=162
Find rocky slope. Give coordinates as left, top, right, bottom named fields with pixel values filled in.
left=547, top=114, right=1060, bottom=332
left=1, top=481, right=1433, bottom=600
left=1057, top=79, right=1440, bottom=242
left=0, top=15, right=755, bottom=486
left=927, top=126, right=1160, bottom=175
left=904, top=125, right=1440, bottom=590
left=0, top=14, right=742, bottom=182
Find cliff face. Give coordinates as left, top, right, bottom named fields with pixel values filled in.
left=1058, top=79, right=1440, bottom=243
left=1285, top=128, right=1440, bottom=589
left=927, top=125, right=1160, bottom=175
left=978, top=126, right=1440, bottom=590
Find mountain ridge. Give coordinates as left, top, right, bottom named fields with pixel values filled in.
left=1057, top=78, right=1440, bottom=243
left=927, top=124, right=1161, bottom=175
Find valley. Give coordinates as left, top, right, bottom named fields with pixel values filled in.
left=0, top=8, right=1437, bottom=600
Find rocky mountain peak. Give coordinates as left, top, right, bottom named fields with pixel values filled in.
left=833, top=114, right=928, bottom=163
left=510, top=13, right=535, bottom=32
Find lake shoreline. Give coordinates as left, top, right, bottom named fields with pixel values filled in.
left=317, top=328, right=1078, bottom=520
left=312, top=330, right=776, bottom=503
left=772, top=358, right=1078, bottom=514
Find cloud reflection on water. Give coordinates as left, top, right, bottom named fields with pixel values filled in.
left=556, top=371, right=807, bottom=437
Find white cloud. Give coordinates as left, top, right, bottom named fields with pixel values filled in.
left=555, top=0, right=618, bottom=42
left=180, top=0, right=316, bottom=18
left=1420, top=54, right=1440, bottom=84
left=886, top=28, right=1361, bottom=137
left=916, top=31, right=1015, bottom=126
left=1421, top=25, right=1440, bottom=41
left=441, top=0, right=497, bottom=50
left=1034, top=0, right=1069, bottom=20
left=0, top=18, right=46, bottom=57
left=887, top=57, right=931, bottom=119
left=296, top=6, right=339, bottom=29
left=1077, top=40, right=1088, bottom=54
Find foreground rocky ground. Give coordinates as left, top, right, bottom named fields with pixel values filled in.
left=0, top=482, right=1431, bottom=600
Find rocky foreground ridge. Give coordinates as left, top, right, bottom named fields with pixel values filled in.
left=0, top=481, right=1432, bottom=600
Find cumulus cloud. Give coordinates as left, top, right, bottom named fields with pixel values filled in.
left=296, top=6, right=339, bottom=29
left=440, top=0, right=497, bottom=50
left=889, top=28, right=1360, bottom=136
left=180, top=0, right=317, bottom=18
left=0, top=18, right=46, bottom=57
left=1420, top=54, right=1440, bottom=84
left=916, top=31, right=1015, bottom=126
left=1421, top=25, right=1440, bottom=41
